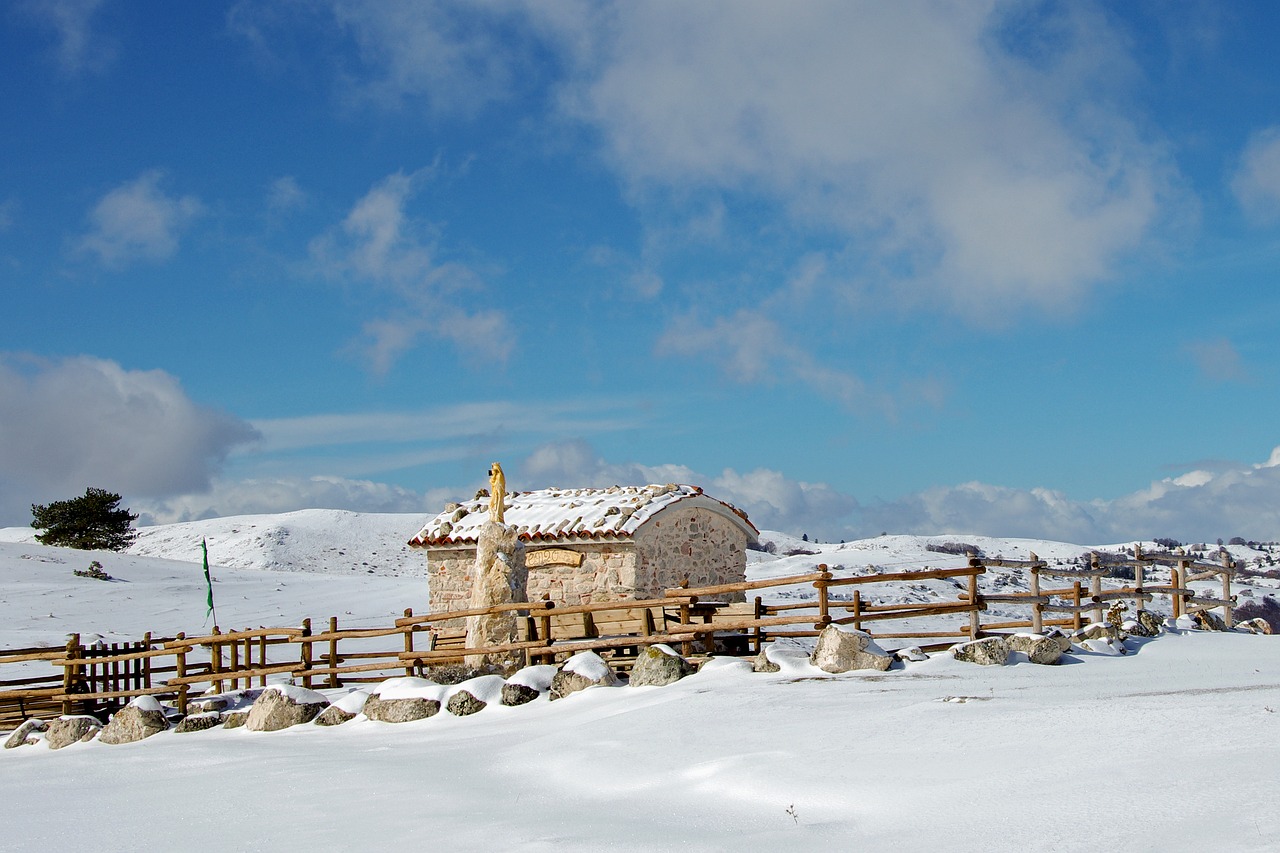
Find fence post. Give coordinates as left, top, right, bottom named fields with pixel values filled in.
left=61, top=634, right=82, bottom=716
left=1089, top=553, right=1104, bottom=625
left=540, top=595, right=553, bottom=666
left=1072, top=582, right=1083, bottom=632
left=679, top=599, right=692, bottom=658
left=328, top=616, right=339, bottom=688
left=967, top=558, right=982, bottom=639
left=210, top=626, right=224, bottom=694
left=852, top=590, right=862, bottom=632
left=258, top=634, right=268, bottom=687
left=1029, top=558, right=1043, bottom=633
left=142, top=631, right=152, bottom=693
left=1172, top=563, right=1185, bottom=619
left=300, top=618, right=313, bottom=689
left=1133, top=544, right=1146, bottom=613
left=1221, top=552, right=1234, bottom=629
left=753, top=596, right=763, bottom=654
left=403, top=608, right=415, bottom=677
left=228, top=632, right=239, bottom=692
left=816, top=565, right=831, bottom=626
left=174, top=633, right=189, bottom=716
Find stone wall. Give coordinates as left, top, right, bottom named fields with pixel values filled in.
left=428, top=541, right=640, bottom=614
left=425, top=506, right=748, bottom=613
left=633, top=506, right=747, bottom=598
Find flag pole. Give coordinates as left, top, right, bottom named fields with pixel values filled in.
left=202, top=537, right=218, bottom=629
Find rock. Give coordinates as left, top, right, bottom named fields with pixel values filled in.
left=1194, top=610, right=1228, bottom=632
left=951, top=637, right=1011, bottom=666
left=189, top=697, right=229, bottom=713
left=99, top=697, right=169, bottom=745
left=751, top=648, right=781, bottom=673
left=895, top=646, right=929, bottom=662
left=313, top=705, right=357, bottom=727
left=1043, top=628, right=1074, bottom=653
left=1006, top=633, right=1062, bottom=665
left=629, top=645, right=696, bottom=687
left=46, top=715, right=102, bottom=749
left=362, top=693, right=440, bottom=723
left=550, top=651, right=620, bottom=701
left=500, top=683, right=540, bottom=706
left=446, top=690, right=487, bottom=716
left=809, top=625, right=893, bottom=673
left=244, top=685, right=329, bottom=732
left=4, top=719, right=46, bottom=749
left=1075, top=623, right=1123, bottom=642
left=175, top=712, right=224, bottom=733
left=222, top=710, right=249, bottom=729
left=1239, top=617, right=1273, bottom=635
left=1135, top=610, right=1163, bottom=636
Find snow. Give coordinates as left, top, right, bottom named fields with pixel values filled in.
left=2, top=510, right=1280, bottom=850
left=561, top=650, right=613, bottom=681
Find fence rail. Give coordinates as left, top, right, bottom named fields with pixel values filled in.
left=0, top=547, right=1239, bottom=731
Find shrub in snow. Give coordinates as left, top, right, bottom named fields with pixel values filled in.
left=244, top=685, right=329, bottom=732
left=4, top=718, right=46, bottom=749
left=1234, top=595, right=1280, bottom=633
left=99, top=696, right=168, bottom=744
left=46, top=715, right=102, bottom=749
left=951, top=637, right=1011, bottom=666
left=550, top=651, right=619, bottom=701
left=810, top=624, right=893, bottom=673
left=629, top=645, right=696, bottom=687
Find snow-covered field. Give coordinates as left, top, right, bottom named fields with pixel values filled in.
left=2, top=512, right=1279, bottom=851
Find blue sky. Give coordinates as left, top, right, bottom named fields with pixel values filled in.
left=3, top=0, right=1280, bottom=543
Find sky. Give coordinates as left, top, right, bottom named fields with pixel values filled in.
left=3, top=0, right=1280, bottom=543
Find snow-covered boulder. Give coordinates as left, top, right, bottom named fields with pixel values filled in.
left=4, top=718, right=46, bottom=749
left=46, top=715, right=102, bottom=749
left=896, top=646, right=929, bottom=662
left=1194, top=610, right=1228, bottom=632
left=175, top=712, right=223, bottom=733
left=314, top=689, right=369, bottom=726
left=363, top=677, right=443, bottom=723
left=502, top=664, right=556, bottom=706
left=244, top=684, right=329, bottom=732
left=951, top=637, right=1011, bottom=666
left=445, top=675, right=505, bottom=716
left=751, top=646, right=781, bottom=673
left=629, top=644, right=696, bottom=687
left=1006, top=633, right=1062, bottom=665
left=549, top=651, right=620, bottom=700
left=99, top=695, right=168, bottom=744
left=1239, top=617, right=1273, bottom=635
left=810, top=624, right=893, bottom=673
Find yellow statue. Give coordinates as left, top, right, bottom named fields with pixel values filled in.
left=488, top=462, right=506, bottom=524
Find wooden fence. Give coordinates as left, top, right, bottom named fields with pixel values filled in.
left=0, top=548, right=1237, bottom=732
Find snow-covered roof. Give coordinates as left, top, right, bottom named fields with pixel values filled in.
left=409, top=484, right=757, bottom=547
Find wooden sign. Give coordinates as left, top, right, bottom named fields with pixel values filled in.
left=526, top=548, right=584, bottom=568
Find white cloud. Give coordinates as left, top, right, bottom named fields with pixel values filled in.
left=658, top=309, right=875, bottom=410
left=76, top=170, right=203, bottom=267
left=546, top=2, right=1178, bottom=318
left=18, top=0, right=113, bottom=76
left=516, top=439, right=857, bottom=538
left=266, top=176, right=307, bottom=214
left=310, top=170, right=513, bottom=373
left=135, top=475, right=444, bottom=525
left=0, top=354, right=258, bottom=526
left=1232, top=126, right=1280, bottom=223
left=1187, top=338, right=1248, bottom=383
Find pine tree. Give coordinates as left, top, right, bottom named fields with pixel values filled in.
left=30, top=487, right=138, bottom=551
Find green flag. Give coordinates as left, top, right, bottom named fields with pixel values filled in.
left=202, top=538, right=216, bottom=623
